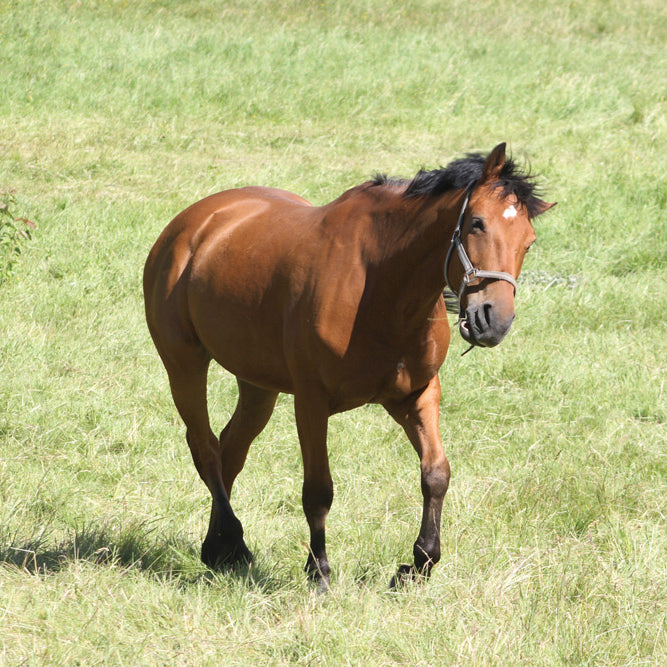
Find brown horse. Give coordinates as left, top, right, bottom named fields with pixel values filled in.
left=143, top=143, right=554, bottom=588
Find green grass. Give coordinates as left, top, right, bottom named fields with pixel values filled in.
left=1, top=0, right=666, bottom=663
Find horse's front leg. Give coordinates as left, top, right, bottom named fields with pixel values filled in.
left=384, top=374, right=450, bottom=586
left=294, top=390, right=333, bottom=590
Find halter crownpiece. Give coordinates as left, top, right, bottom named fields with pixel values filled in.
left=444, top=184, right=518, bottom=318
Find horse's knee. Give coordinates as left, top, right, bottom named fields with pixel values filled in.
left=421, top=455, right=450, bottom=499
left=302, top=479, right=334, bottom=521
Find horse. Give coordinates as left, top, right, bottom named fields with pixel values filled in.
left=143, top=143, right=555, bottom=588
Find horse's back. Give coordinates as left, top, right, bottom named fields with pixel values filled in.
left=145, top=186, right=313, bottom=295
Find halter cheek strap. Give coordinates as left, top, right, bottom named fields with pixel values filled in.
left=444, top=185, right=518, bottom=316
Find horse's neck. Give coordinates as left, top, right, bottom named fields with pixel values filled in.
left=375, top=190, right=459, bottom=283
left=362, top=189, right=461, bottom=329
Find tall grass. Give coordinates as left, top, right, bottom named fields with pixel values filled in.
left=1, top=0, right=666, bottom=663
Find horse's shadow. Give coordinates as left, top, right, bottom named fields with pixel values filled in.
left=0, top=523, right=281, bottom=593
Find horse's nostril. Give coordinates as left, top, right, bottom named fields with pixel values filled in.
left=474, top=308, right=484, bottom=332
left=483, top=303, right=492, bottom=327
left=473, top=303, right=493, bottom=332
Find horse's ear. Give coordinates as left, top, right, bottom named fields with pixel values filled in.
left=481, top=142, right=507, bottom=182
left=532, top=200, right=557, bottom=217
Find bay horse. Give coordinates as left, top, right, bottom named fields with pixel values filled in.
left=143, top=143, right=554, bottom=588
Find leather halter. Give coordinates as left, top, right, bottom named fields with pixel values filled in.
left=444, top=184, right=518, bottom=317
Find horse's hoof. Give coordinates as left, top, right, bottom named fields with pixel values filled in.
left=201, top=538, right=253, bottom=570
left=311, top=572, right=331, bottom=594
left=389, top=564, right=417, bottom=589
left=305, top=556, right=331, bottom=591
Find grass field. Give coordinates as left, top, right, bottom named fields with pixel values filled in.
left=1, top=0, right=666, bottom=663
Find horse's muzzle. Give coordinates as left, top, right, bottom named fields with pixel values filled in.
left=459, top=302, right=515, bottom=348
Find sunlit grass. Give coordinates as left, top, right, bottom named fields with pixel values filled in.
left=1, top=0, right=666, bottom=663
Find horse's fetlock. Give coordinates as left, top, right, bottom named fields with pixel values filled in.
left=413, top=537, right=440, bottom=572
left=226, top=515, right=244, bottom=540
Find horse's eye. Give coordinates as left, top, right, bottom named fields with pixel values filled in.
left=471, top=217, right=485, bottom=233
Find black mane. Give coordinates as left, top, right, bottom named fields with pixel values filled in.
left=373, top=152, right=546, bottom=219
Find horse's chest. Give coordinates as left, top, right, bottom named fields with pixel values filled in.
left=327, top=340, right=445, bottom=413
left=391, top=359, right=422, bottom=395
left=380, top=354, right=442, bottom=401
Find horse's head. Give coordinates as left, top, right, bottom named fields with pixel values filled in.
left=445, top=143, right=555, bottom=349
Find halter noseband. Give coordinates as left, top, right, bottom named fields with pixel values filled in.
left=444, top=184, right=518, bottom=317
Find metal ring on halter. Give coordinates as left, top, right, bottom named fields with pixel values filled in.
left=444, top=184, right=518, bottom=319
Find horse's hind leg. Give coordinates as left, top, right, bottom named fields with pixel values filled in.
left=164, top=354, right=252, bottom=568
left=219, top=379, right=278, bottom=496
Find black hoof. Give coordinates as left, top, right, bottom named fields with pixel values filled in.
left=305, top=556, right=331, bottom=592
left=389, top=563, right=416, bottom=589
left=389, top=563, right=432, bottom=589
left=310, top=574, right=331, bottom=594
left=201, top=536, right=253, bottom=570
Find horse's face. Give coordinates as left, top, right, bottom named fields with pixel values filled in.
left=456, top=186, right=536, bottom=348
left=445, top=142, right=555, bottom=349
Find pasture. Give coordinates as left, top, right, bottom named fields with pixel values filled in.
left=1, top=0, right=666, bottom=663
